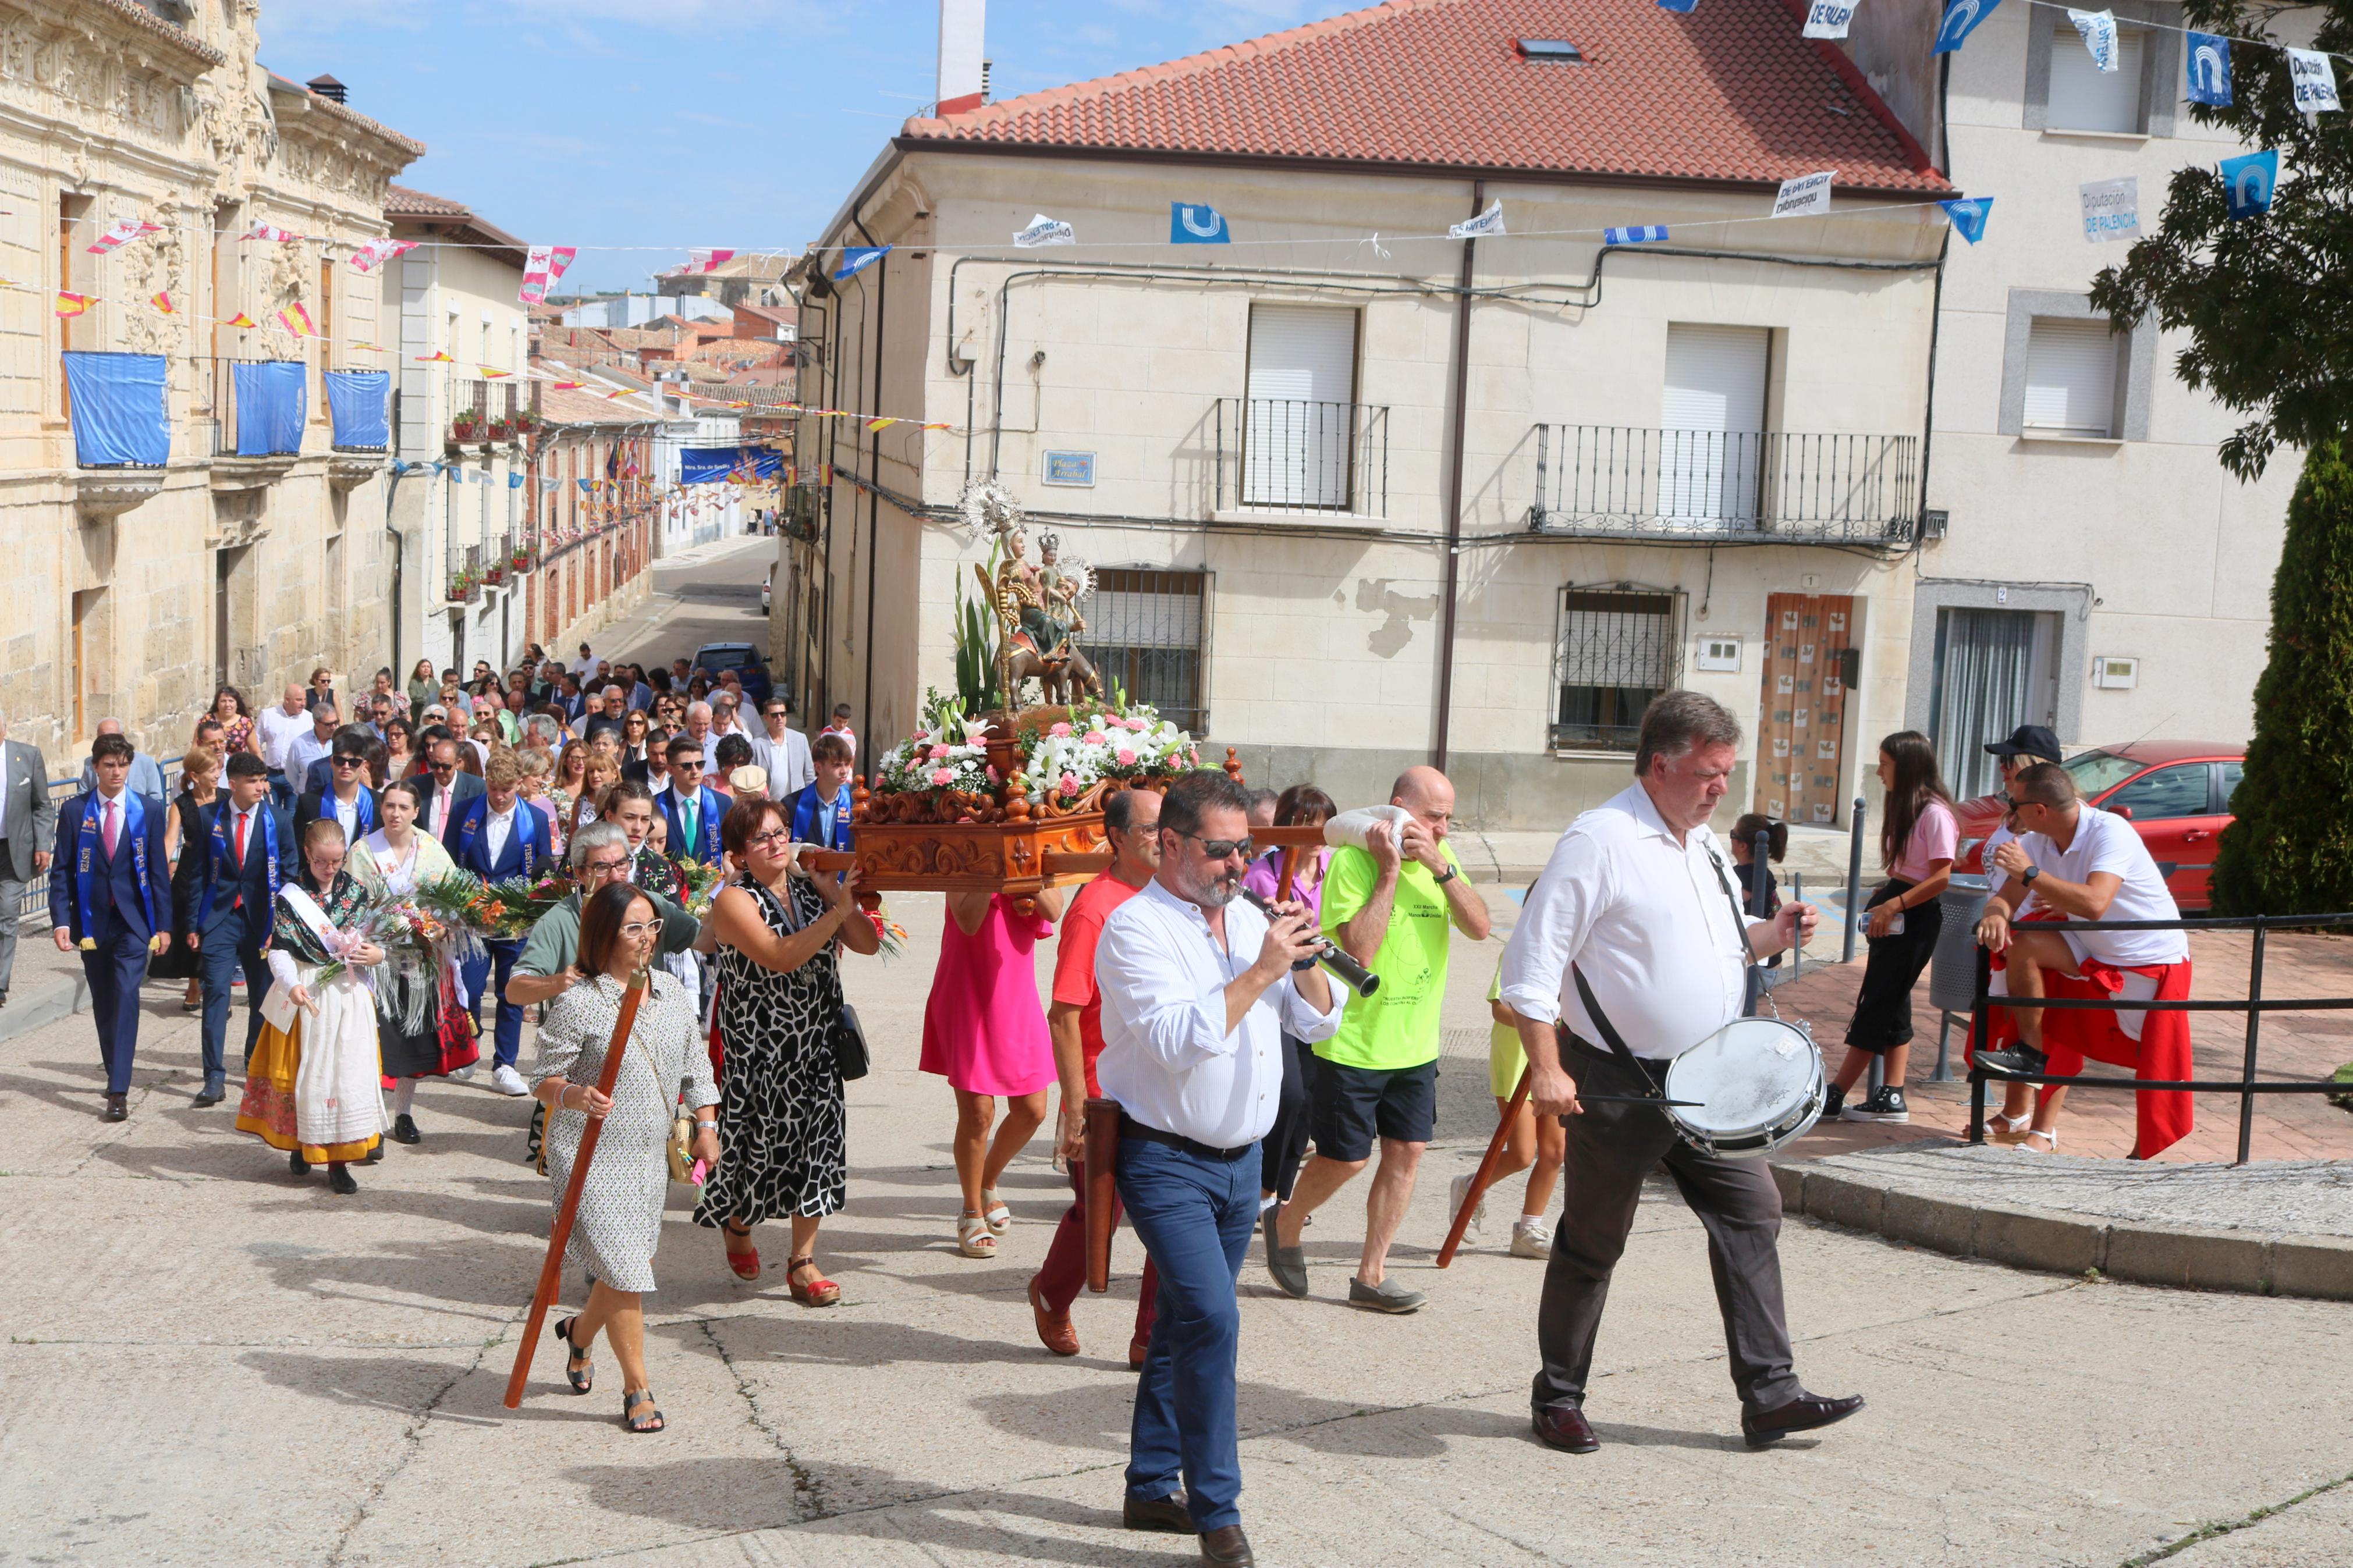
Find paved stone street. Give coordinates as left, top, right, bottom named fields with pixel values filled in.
left=6, top=888, right=2353, bottom=1567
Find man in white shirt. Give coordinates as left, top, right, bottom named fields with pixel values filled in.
left=754, top=698, right=815, bottom=799
left=1500, top=691, right=1854, bottom=1457
left=284, top=703, right=338, bottom=792
left=1094, top=770, right=1341, bottom=1563
left=683, top=701, right=718, bottom=771
left=821, top=703, right=857, bottom=758
left=569, top=641, right=598, bottom=680
left=256, top=684, right=312, bottom=809
left=1973, top=763, right=2188, bottom=1131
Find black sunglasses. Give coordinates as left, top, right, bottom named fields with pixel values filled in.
left=332, top=755, right=366, bottom=767
left=1176, top=830, right=1254, bottom=861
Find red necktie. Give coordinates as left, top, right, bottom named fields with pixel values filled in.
left=101, top=798, right=119, bottom=858
left=232, top=809, right=248, bottom=909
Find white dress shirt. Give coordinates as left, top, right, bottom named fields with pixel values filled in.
left=755, top=728, right=815, bottom=798
left=428, top=785, right=454, bottom=841
left=1095, top=878, right=1347, bottom=1149
left=484, top=802, right=514, bottom=867
left=285, top=728, right=333, bottom=784
left=331, top=788, right=361, bottom=845
left=1500, top=782, right=1760, bottom=1062
left=256, top=705, right=310, bottom=772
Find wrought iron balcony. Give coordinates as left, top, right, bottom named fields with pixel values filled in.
left=1529, top=425, right=1918, bottom=544
left=1213, top=397, right=1389, bottom=517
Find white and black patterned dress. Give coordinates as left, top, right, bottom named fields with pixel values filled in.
left=533, top=971, right=716, bottom=1294
left=694, top=876, right=847, bottom=1226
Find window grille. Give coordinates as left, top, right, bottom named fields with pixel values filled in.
left=1078, top=568, right=1209, bottom=734
left=1552, top=589, right=1680, bottom=752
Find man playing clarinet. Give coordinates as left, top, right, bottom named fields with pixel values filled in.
left=1095, top=770, right=1343, bottom=1567
left=1500, top=691, right=1861, bottom=1454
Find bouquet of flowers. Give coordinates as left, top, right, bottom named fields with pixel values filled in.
left=864, top=904, right=910, bottom=961
left=1020, top=701, right=1202, bottom=807
left=315, top=883, right=488, bottom=1033
left=872, top=706, right=998, bottom=798
left=469, top=870, right=573, bottom=941
left=676, top=858, right=727, bottom=918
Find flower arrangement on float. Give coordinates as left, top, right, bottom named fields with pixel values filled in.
left=1021, top=702, right=1202, bottom=808
left=871, top=705, right=998, bottom=799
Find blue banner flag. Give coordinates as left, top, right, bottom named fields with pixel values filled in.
left=232, top=360, right=306, bottom=457
left=1170, top=202, right=1230, bottom=244
left=509, top=471, right=525, bottom=489
left=2186, top=32, right=2233, bottom=106
left=1939, top=198, right=1993, bottom=244
left=61, top=350, right=169, bottom=468
left=833, top=245, right=889, bottom=281
left=2219, top=149, right=2279, bottom=221
left=323, top=368, right=389, bottom=449
left=1603, top=226, right=1670, bottom=245
left=1933, top=0, right=2001, bottom=54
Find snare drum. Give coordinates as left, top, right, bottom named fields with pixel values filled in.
left=1659, top=1018, right=1825, bottom=1158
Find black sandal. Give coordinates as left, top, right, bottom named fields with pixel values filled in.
left=622, top=1388, right=665, bottom=1433
left=554, top=1316, right=594, bottom=1394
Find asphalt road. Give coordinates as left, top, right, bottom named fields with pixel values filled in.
left=597, top=533, right=779, bottom=679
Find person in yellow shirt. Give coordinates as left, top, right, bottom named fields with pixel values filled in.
left=1453, top=958, right=1566, bottom=1258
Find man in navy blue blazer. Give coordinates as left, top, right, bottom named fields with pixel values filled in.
left=173, top=752, right=299, bottom=1105
left=654, top=736, right=728, bottom=866
left=444, top=752, right=552, bottom=1095
left=784, top=730, right=857, bottom=851
left=50, top=734, right=173, bottom=1121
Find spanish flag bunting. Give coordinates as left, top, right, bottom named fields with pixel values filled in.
left=480, top=366, right=512, bottom=379
left=276, top=302, right=315, bottom=337
left=350, top=340, right=386, bottom=353
left=223, top=312, right=257, bottom=328
left=923, top=421, right=953, bottom=431
left=54, top=291, right=90, bottom=317
left=866, top=417, right=897, bottom=431
left=552, top=381, right=584, bottom=390
left=151, top=291, right=176, bottom=314
left=415, top=350, right=453, bottom=362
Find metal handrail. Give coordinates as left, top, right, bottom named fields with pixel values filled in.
left=1963, top=911, right=2353, bottom=1164
left=1531, top=424, right=1917, bottom=543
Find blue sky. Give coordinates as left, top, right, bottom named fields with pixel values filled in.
left=259, top=0, right=1362, bottom=294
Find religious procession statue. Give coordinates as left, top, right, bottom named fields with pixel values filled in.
left=982, top=511, right=1102, bottom=707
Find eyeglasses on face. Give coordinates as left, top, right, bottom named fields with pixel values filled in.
left=747, top=828, right=791, bottom=850
left=428, top=760, right=457, bottom=774
left=616, top=920, right=661, bottom=938
left=583, top=857, right=630, bottom=876
left=1177, top=830, right=1254, bottom=861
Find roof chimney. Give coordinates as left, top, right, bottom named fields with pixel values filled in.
left=307, top=73, right=347, bottom=104
left=936, top=0, right=986, bottom=116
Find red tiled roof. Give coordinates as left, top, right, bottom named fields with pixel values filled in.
left=902, top=0, right=1945, bottom=194
left=386, top=184, right=471, bottom=218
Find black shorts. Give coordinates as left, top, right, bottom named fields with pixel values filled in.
left=1310, top=1058, right=1438, bottom=1162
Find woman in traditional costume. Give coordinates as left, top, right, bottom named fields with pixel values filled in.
left=235, top=819, right=391, bottom=1194
left=352, top=778, right=474, bottom=1146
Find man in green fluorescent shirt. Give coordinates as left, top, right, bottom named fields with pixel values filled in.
left=1267, top=766, right=1490, bottom=1313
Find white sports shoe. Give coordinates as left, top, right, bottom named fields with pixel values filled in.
left=490, top=1064, right=530, bottom=1097
left=1449, top=1172, right=1486, bottom=1234
left=1510, top=1216, right=1553, bottom=1259
left=449, top=1065, right=476, bottom=1082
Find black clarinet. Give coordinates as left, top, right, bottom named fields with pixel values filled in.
left=1238, top=887, right=1381, bottom=997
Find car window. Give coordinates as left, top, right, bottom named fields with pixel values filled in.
left=2103, top=764, right=2213, bottom=822
left=2063, top=750, right=2144, bottom=795
left=2218, top=761, right=2244, bottom=810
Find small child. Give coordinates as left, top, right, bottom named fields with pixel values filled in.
left=1449, top=957, right=1567, bottom=1259
left=1729, top=813, right=1788, bottom=966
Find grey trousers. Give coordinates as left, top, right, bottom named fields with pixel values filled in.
left=0, top=874, right=22, bottom=997
left=1532, top=1039, right=1802, bottom=1416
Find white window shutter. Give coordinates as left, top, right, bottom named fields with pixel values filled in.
left=1244, top=305, right=1357, bottom=508
left=2048, top=23, right=2145, bottom=133
left=1659, top=323, right=1768, bottom=524
left=2022, top=319, right=2118, bottom=435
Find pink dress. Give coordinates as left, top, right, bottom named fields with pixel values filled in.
left=919, top=894, right=1056, bottom=1096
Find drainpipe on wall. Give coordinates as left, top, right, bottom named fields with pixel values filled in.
left=1431, top=179, right=1483, bottom=773
left=853, top=210, right=886, bottom=742
left=384, top=468, right=407, bottom=680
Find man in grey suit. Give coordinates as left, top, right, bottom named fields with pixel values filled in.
left=0, top=709, right=58, bottom=1009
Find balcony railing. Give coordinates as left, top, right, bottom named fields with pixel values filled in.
left=1213, top=397, right=1388, bottom=517
left=1530, top=425, right=1918, bottom=543
left=446, top=542, right=482, bottom=604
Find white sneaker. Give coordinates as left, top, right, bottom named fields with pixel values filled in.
left=1510, top=1216, right=1553, bottom=1259
left=489, top=1064, right=530, bottom=1097
left=449, top=1065, right=476, bottom=1082
left=1449, top=1172, right=1486, bottom=1234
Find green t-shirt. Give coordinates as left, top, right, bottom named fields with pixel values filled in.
left=1315, top=840, right=1464, bottom=1070
left=513, top=886, right=700, bottom=978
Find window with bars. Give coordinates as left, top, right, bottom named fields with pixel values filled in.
left=1077, top=568, right=1209, bottom=734
left=1552, top=589, right=1680, bottom=751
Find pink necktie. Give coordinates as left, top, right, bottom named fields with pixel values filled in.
left=101, top=798, right=119, bottom=858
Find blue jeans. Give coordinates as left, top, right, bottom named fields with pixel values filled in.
left=1116, top=1133, right=1262, bottom=1532
left=463, top=938, right=526, bottom=1069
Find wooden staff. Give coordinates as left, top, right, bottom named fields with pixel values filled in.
left=1083, top=1096, right=1122, bottom=1292
left=504, top=969, right=650, bottom=1411
left=1436, top=1065, right=1530, bottom=1270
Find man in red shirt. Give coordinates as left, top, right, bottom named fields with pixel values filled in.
left=1030, top=787, right=1162, bottom=1363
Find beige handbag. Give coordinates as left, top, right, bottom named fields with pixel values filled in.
left=629, top=1008, right=700, bottom=1184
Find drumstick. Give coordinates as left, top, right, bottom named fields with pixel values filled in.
left=1568, top=1094, right=1705, bottom=1107
left=1436, top=1066, right=1529, bottom=1270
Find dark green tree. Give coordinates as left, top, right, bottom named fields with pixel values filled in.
left=2092, top=1, right=2353, bottom=913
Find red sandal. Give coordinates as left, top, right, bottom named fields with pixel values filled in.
left=721, top=1219, right=760, bottom=1281
left=787, top=1254, right=841, bottom=1307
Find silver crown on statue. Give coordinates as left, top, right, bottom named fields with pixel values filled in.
left=958, top=479, right=1025, bottom=541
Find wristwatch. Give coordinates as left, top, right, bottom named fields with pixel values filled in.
left=1432, top=866, right=1458, bottom=887
left=2021, top=865, right=2043, bottom=886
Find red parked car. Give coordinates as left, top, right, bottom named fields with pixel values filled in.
left=1955, top=741, right=2246, bottom=911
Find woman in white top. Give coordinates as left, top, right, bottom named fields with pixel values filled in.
left=352, top=777, right=468, bottom=1144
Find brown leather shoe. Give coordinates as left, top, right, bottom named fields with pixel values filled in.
left=101, top=1093, right=127, bottom=1123
left=1028, top=1278, right=1079, bottom=1357
left=1128, top=1332, right=1149, bottom=1370
left=1532, top=1403, right=1599, bottom=1453
left=1742, top=1390, right=1865, bottom=1448
left=1122, top=1492, right=1191, bottom=1533
left=1198, top=1524, right=1255, bottom=1566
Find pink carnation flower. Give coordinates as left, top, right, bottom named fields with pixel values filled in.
left=1116, top=749, right=1137, bottom=766
left=930, top=767, right=953, bottom=786
left=1058, top=772, right=1081, bottom=796
left=986, top=765, right=999, bottom=781
left=1049, top=721, right=1073, bottom=737
left=929, top=744, right=951, bottom=761
left=1124, top=716, right=1149, bottom=731
left=1084, top=732, right=1108, bottom=746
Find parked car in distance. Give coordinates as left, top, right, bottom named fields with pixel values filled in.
left=1956, top=741, right=2246, bottom=911
left=690, top=641, right=773, bottom=708
left=761, top=573, right=772, bottom=613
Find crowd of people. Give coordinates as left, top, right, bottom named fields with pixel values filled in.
left=9, top=642, right=2209, bottom=1566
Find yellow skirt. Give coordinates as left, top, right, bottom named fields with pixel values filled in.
left=236, top=1011, right=383, bottom=1165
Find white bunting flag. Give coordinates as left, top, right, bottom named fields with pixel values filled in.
left=1013, top=214, right=1076, bottom=247
left=240, top=221, right=299, bottom=243
left=1450, top=200, right=1507, bottom=239
left=345, top=237, right=417, bottom=275
left=1772, top=170, right=1837, bottom=217
left=2288, top=48, right=2342, bottom=113
left=520, top=244, right=578, bottom=304
left=2079, top=176, right=2140, bottom=243
left=1802, top=0, right=1858, bottom=40
left=86, top=219, right=162, bottom=255
left=2068, top=9, right=2120, bottom=70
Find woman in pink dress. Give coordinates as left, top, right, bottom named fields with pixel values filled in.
left=921, top=887, right=1065, bottom=1258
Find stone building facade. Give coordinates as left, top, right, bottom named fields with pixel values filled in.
left=0, top=0, right=420, bottom=765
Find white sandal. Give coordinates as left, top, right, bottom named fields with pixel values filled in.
left=1986, top=1111, right=2032, bottom=1137
left=981, top=1190, right=1012, bottom=1235
left=2020, top=1128, right=2059, bottom=1153
left=956, top=1211, right=997, bottom=1258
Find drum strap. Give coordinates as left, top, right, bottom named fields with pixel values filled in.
left=1704, top=847, right=1768, bottom=1020
left=1570, top=966, right=1664, bottom=1098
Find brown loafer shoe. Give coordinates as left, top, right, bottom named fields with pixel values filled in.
left=1128, top=1332, right=1149, bottom=1370
left=1742, top=1390, right=1865, bottom=1448
left=1028, top=1278, right=1079, bottom=1357
left=1198, top=1524, right=1255, bottom=1566
left=1532, top=1403, right=1599, bottom=1453
left=101, top=1093, right=127, bottom=1123
left=1122, top=1492, right=1192, bottom=1533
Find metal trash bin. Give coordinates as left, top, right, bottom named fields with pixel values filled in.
left=1928, top=874, right=1992, bottom=1012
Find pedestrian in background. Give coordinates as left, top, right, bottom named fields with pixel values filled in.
left=1238, top=783, right=1336, bottom=1215
left=256, top=685, right=312, bottom=810
left=157, top=742, right=218, bottom=1013
left=0, top=707, right=55, bottom=1014
left=77, top=719, right=165, bottom=799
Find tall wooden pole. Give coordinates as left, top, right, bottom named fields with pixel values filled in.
left=505, top=970, right=649, bottom=1410
left=1436, top=1065, right=1529, bottom=1269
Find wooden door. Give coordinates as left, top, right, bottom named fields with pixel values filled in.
left=1754, top=592, right=1854, bottom=826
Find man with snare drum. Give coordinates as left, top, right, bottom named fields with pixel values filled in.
left=1500, top=691, right=1862, bottom=1454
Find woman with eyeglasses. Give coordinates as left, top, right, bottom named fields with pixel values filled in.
left=617, top=709, right=655, bottom=773
left=922, top=873, right=1065, bottom=1259
left=352, top=778, right=471, bottom=1145
left=531, top=880, right=719, bottom=1432
left=694, top=796, right=878, bottom=1297
left=234, top=819, right=389, bottom=1194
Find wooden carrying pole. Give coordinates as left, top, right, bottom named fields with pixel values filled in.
left=1436, top=1065, right=1530, bottom=1270
left=503, top=972, right=650, bottom=1410
left=1083, top=1097, right=1122, bottom=1292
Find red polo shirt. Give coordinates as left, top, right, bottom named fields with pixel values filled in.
left=1053, top=869, right=1145, bottom=1097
